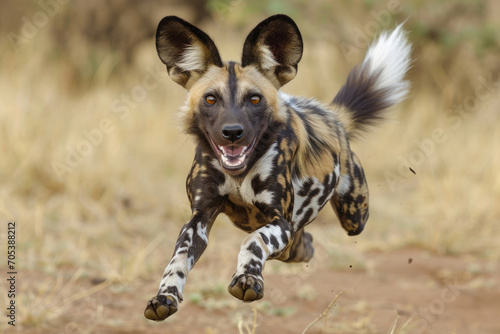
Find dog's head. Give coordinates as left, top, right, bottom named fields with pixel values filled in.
left=156, top=15, right=303, bottom=175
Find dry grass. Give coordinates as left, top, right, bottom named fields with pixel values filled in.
left=301, top=291, right=344, bottom=334
left=1, top=1, right=499, bottom=333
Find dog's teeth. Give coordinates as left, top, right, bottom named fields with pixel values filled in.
left=221, top=153, right=246, bottom=167
left=219, top=146, right=227, bottom=156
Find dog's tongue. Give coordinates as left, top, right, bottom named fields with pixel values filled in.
left=221, top=145, right=244, bottom=157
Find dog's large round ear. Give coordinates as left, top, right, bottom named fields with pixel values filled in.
left=156, top=16, right=223, bottom=89
left=241, top=15, right=303, bottom=88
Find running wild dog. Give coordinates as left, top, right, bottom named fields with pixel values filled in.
left=144, top=15, right=411, bottom=321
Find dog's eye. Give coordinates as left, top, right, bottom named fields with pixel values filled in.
left=205, top=95, right=217, bottom=105
left=250, top=96, right=261, bottom=105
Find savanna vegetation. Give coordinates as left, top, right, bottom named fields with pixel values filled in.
left=1, top=1, right=499, bottom=333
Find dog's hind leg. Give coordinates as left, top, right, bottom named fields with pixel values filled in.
left=280, top=228, right=314, bottom=263
left=330, top=151, right=369, bottom=236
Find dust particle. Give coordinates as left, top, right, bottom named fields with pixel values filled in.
left=409, top=167, right=416, bottom=174
left=408, top=258, right=413, bottom=264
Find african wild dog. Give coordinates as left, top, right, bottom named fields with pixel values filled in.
left=144, top=15, right=411, bottom=321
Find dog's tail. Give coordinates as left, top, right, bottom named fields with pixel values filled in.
left=332, top=24, right=411, bottom=139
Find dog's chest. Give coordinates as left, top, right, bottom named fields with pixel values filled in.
left=224, top=193, right=270, bottom=232
left=217, top=143, right=283, bottom=231
left=216, top=150, right=340, bottom=232
left=217, top=160, right=276, bottom=232
left=220, top=173, right=339, bottom=232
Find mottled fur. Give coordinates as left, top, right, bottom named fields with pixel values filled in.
left=144, top=15, right=411, bottom=321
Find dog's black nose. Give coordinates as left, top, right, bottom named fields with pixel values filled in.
left=221, top=124, right=244, bottom=142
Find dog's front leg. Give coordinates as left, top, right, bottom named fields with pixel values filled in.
left=228, top=216, right=293, bottom=301
left=144, top=211, right=218, bottom=320
left=145, top=152, right=225, bottom=321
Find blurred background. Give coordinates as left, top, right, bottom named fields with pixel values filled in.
left=1, top=0, right=499, bottom=333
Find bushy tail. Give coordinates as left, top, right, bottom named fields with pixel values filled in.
left=333, top=24, right=412, bottom=139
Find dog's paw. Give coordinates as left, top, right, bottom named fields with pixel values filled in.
left=228, top=274, right=264, bottom=301
left=144, top=295, right=178, bottom=321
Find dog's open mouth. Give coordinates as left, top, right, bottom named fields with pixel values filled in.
left=209, top=137, right=257, bottom=173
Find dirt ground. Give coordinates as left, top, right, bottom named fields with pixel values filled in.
left=5, top=248, right=499, bottom=334
left=2, top=2, right=500, bottom=334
